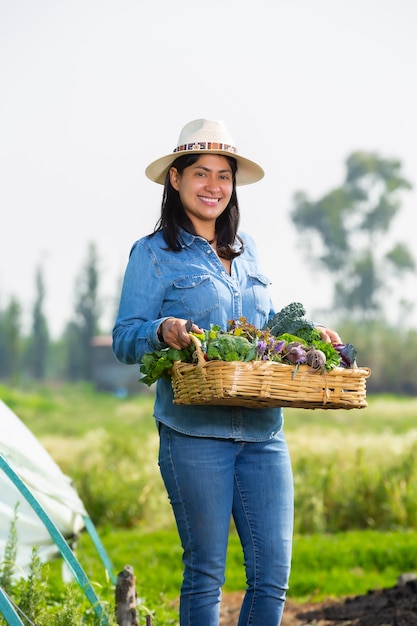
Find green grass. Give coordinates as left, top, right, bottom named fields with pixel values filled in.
left=2, top=382, right=417, bottom=623
left=46, top=526, right=417, bottom=606
left=284, top=394, right=417, bottom=435
left=289, top=529, right=417, bottom=600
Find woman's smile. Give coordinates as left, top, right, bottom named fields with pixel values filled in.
left=198, top=195, right=220, bottom=206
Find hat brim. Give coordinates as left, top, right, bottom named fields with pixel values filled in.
left=145, top=150, right=264, bottom=186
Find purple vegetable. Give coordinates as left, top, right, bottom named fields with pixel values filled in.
left=256, top=340, right=267, bottom=357
left=272, top=339, right=286, bottom=355
left=333, top=343, right=357, bottom=368
left=284, top=342, right=308, bottom=364
left=306, top=348, right=327, bottom=370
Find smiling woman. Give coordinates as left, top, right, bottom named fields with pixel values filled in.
left=111, top=118, right=342, bottom=626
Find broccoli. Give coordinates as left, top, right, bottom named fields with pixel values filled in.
left=206, top=334, right=255, bottom=362
left=264, top=302, right=316, bottom=339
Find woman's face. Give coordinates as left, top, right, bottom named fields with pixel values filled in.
left=169, top=154, right=234, bottom=229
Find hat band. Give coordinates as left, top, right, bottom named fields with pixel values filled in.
left=173, top=141, right=238, bottom=155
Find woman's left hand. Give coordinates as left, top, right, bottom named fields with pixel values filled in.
left=316, top=325, right=342, bottom=345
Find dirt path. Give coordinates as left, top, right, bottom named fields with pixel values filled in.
left=220, top=593, right=320, bottom=625
left=219, top=579, right=417, bottom=626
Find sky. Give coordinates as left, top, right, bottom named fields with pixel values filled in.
left=1, top=0, right=416, bottom=338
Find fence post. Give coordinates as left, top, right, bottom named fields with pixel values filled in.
left=115, top=565, right=139, bottom=626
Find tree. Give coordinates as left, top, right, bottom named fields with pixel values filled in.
left=65, top=243, right=102, bottom=381
left=63, top=320, right=85, bottom=381
left=0, top=297, right=22, bottom=383
left=290, top=151, right=415, bottom=319
left=26, top=266, right=49, bottom=380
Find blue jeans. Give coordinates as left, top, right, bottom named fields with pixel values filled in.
left=158, top=424, right=294, bottom=626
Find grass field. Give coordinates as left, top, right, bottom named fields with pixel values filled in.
left=2, top=384, right=417, bottom=623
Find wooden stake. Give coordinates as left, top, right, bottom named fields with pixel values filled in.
left=115, top=565, right=139, bottom=626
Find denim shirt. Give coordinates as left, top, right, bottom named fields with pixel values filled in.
left=112, top=229, right=284, bottom=441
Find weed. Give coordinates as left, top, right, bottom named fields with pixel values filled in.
left=0, top=503, right=19, bottom=595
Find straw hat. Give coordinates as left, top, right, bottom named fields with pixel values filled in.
left=145, top=119, right=264, bottom=186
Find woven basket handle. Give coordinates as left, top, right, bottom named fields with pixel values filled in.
left=188, top=333, right=207, bottom=368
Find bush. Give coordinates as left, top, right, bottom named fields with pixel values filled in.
left=292, top=441, right=417, bottom=533
left=338, top=320, right=417, bottom=395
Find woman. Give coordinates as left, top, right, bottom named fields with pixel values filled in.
left=112, top=119, right=341, bottom=625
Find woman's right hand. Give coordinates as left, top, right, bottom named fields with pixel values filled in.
left=158, top=318, right=203, bottom=350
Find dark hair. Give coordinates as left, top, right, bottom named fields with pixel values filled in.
left=150, top=153, right=244, bottom=260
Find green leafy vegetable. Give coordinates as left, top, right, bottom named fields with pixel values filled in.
left=140, top=344, right=196, bottom=386
left=265, top=302, right=316, bottom=338
left=206, top=334, right=255, bottom=362
left=307, top=338, right=341, bottom=370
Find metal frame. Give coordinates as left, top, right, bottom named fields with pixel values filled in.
left=0, top=453, right=113, bottom=625
left=0, top=588, right=25, bottom=626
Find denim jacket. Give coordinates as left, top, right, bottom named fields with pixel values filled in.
left=112, top=229, right=283, bottom=441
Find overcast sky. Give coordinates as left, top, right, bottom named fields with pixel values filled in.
left=1, top=0, right=416, bottom=337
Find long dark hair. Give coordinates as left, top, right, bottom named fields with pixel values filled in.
left=150, top=153, right=244, bottom=260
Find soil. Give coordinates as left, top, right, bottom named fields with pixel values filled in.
left=219, top=578, right=417, bottom=626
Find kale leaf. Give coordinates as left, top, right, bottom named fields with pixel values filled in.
left=265, top=302, right=316, bottom=338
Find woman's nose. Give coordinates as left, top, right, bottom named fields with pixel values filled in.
left=205, top=176, right=220, bottom=192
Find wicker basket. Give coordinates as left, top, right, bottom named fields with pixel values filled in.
left=171, top=335, right=371, bottom=410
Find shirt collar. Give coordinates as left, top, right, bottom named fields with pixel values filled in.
left=178, top=228, right=243, bottom=251
left=178, top=228, right=196, bottom=247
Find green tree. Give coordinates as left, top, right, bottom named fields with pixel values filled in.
left=26, top=265, right=49, bottom=380
left=290, top=151, right=415, bottom=319
left=64, top=243, right=101, bottom=381
left=0, top=297, right=22, bottom=382
left=63, top=320, right=84, bottom=381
